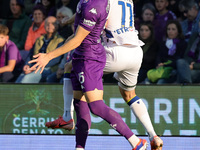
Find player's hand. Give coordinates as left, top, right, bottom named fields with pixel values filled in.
left=28, top=53, right=51, bottom=74
left=189, top=62, right=195, bottom=70
left=156, top=63, right=164, bottom=69
left=23, top=65, right=33, bottom=74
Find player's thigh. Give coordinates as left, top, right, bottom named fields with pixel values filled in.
left=114, top=46, right=143, bottom=89
left=103, top=46, right=120, bottom=73
left=73, top=90, right=87, bottom=102
left=104, top=45, right=142, bottom=73
left=71, top=54, right=105, bottom=93
left=73, top=89, right=103, bottom=103
left=104, top=45, right=120, bottom=73
left=84, top=89, right=103, bottom=103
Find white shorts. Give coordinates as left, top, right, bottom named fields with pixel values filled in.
left=103, top=41, right=143, bottom=91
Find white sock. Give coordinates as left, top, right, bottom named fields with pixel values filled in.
left=130, top=99, right=156, bottom=141
left=75, top=148, right=84, bottom=150
left=62, top=78, right=74, bottom=122
left=128, top=134, right=140, bottom=148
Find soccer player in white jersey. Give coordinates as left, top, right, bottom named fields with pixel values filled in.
left=46, top=0, right=163, bottom=149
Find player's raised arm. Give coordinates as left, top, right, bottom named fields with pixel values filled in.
left=28, top=25, right=90, bottom=74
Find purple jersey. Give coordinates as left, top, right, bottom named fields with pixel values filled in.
left=154, top=11, right=177, bottom=42
left=0, top=40, right=24, bottom=68
left=71, top=0, right=109, bottom=92
left=74, top=0, right=109, bottom=58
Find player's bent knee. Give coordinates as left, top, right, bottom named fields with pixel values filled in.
left=88, top=101, right=107, bottom=116
left=118, top=82, right=136, bottom=91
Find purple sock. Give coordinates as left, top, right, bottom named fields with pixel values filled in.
left=88, top=100, right=133, bottom=139
left=74, top=99, right=91, bottom=148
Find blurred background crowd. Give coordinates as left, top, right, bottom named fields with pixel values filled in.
left=0, top=0, right=200, bottom=85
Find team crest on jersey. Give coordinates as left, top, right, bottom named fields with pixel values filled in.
left=89, top=8, right=97, bottom=15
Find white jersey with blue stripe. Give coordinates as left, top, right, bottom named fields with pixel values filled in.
left=104, top=0, right=143, bottom=46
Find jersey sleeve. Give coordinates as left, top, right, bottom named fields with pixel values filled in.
left=7, top=42, right=19, bottom=61
left=78, top=2, right=99, bottom=32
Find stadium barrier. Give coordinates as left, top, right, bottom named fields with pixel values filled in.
left=0, top=84, right=199, bottom=136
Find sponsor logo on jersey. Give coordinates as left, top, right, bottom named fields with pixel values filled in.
left=89, top=8, right=97, bottom=15
left=113, top=27, right=134, bottom=34
left=83, top=19, right=96, bottom=26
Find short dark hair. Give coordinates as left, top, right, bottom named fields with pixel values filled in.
left=179, top=0, right=199, bottom=11
left=0, top=24, right=9, bottom=35
left=33, top=4, right=46, bottom=16
left=16, top=0, right=24, bottom=8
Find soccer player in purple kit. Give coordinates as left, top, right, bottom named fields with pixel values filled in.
left=45, top=0, right=164, bottom=149
left=29, top=0, right=147, bottom=150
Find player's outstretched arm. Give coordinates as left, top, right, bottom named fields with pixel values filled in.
left=28, top=25, right=90, bottom=74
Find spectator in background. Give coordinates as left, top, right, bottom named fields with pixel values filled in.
left=179, top=0, right=200, bottom=42
left=168, top=0, right=182, bottom=20
left=24, top=4, right=46, bottom=51
left=138, top=21, right=160, bottom=83
left=56, top=6, right=73, bottom=39
left=41, top=0, right=56, bottom=16
left=147, top=20, right=187, bottom=84
left=154, top=0, right=177, bottom=42
left=1, top=0, right=32, bottom=50
left=46, top=51, right=73, bottom=83
left=197, top=0, right=200, bottom=7
left=135, top=3, right=157, bottom=30
left=45, top=6, right=74, bottom=83
left=176, top=32, right=200, bottom=84
left=133, top=0, right=155, bottom=22
left=15, top=16, right=65, bottom=83
left=24, top=0, right=39, bottom=17
left=56, top=0, right=79, bottom=14
left=0, top=24, right=24, bottom=82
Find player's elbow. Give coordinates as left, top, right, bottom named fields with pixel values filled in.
left=7, top=66, right=15, bottom=72
left=7, top=62, right=16, bottom=72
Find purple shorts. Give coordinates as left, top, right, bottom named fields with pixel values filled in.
left=70, top=53, right=106, bottom=93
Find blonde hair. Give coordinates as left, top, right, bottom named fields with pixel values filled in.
left=56, top=6, right=73, bottom=18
